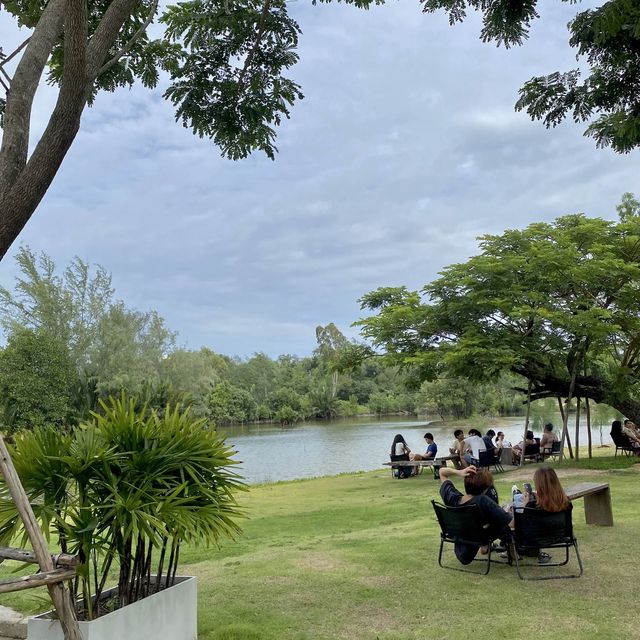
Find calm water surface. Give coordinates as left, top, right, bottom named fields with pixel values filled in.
left=219, top=416, right=611, bottom=484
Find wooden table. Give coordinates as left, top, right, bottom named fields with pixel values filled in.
left=566, top=482, right=613, bottom=526
left=383, top=455, right=459, bottom=479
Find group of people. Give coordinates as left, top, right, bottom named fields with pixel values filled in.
left=390, top=432, right=438, bottom=477
left=391, top=423, right=562, bottom=477
left=439, top=464, right=571, bottom=565
left=611, top=418, right=640, bottom=454
left=448, top=424, right=559, bottom=467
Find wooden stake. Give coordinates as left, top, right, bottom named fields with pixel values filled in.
left=0, top=569, right=77, bottom=594
left=0, top=546, right=78, bottom=567
left=519, top=380, right=533, bottom=468
left=586, top=398, right=593, bottom=458
left=0, top=436, right=82, bottom=640
left=574, top=397, right=581, bottom=461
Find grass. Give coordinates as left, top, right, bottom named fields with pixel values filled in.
left=1, top=458, right=639, bottom=639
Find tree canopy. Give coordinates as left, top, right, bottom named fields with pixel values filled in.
left=422, top=0, right=640, bottom=153
left=356, top=194, right=640, bottom=422
left=0, top=0, right=385, bottom=260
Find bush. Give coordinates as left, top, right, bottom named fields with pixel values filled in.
left=0, top=394, right=245, bottom=619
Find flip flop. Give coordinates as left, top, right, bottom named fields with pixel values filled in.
left=538, top=552, right=552, bottom=564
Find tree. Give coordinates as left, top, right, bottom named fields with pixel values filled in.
left=0, top=248, right=176, bottom=407
left=0, top=0, right=381, bottom=260
left=356, top=195, right=640, bottom=422
left=422, top=0, right=640, bottom=152
left=0, top=327, right=78, bottom=431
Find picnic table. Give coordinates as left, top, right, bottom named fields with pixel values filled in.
left=383, top=455, right=459, bottom=479
left=565, top=481, right=613, bottom=526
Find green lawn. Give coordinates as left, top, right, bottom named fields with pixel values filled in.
left=2, top=459, right=639, bottom=639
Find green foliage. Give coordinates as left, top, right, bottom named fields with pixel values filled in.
left=422, top=0, right=640, bottom=152
left=0, top=327, right=77, bottom=432
left=0, top=395, right=245, bottom=618
left=207, top=380, right=258, bottom=424
left=357, top=195, right=640, bottom=421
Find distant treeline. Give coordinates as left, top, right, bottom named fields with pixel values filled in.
left=0, top=249, right=525, bottom=431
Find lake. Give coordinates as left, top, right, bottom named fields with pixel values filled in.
left=219, top=415, right=614, bottom=484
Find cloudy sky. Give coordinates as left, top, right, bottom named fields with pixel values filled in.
left=2, top=0, right=639, bottom=358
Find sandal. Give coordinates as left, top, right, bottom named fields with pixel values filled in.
left=538, top=552, right=552, bottom=564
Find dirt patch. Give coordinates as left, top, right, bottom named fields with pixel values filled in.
left=294, top=550, right=347, bottom=572
left=503, top=466, right=610, bottom=482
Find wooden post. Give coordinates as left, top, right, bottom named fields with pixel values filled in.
left=574, top=397, right=581, bottom=461
left=557, top=397, right=574, bottom=459
left=586, top=398, right=593, bottom=458
left=0, top=436, right=82, bottom=640
left=519, top=380, right=532, bottom=468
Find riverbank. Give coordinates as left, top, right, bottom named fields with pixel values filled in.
left=3, top=457, right=639, bottom=639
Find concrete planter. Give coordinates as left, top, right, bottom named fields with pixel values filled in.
left=27, top=576, right=196, bottom=640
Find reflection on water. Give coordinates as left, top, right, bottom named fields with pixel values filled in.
left=218, top=415, right=613, bottom=484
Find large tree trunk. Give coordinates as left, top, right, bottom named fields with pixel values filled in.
left=0, top=0, right=141, bottom=261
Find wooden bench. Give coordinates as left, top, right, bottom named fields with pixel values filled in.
left=566, top=482, right=613, bottom=526
left=383, top=455, right=459, bottom=479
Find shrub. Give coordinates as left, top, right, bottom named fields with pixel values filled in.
left=0, top=394, right=245, bottom=619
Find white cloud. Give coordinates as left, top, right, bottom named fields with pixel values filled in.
left=1, top=0, right=638, bottom=357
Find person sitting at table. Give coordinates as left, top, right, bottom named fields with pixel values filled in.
left=462, top=428, right=487, bottom=468
left=512, top=430, right=536, bottom=465
left=390, top=434, right=413, bottom=478
left=449, top=429, right=465, bottom=468
left=438, top=466, right=512, bottom=564
left=410, top=432, right=437, bottom=461
left=483, top=429, right=497, bottom=456
left=539, top=423, right=559, bottom=458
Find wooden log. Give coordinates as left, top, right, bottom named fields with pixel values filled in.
left=0, top=436, right=82, bottom=640
left=0, top=568, right=77, bottom=594
left=0, top=545, right=79, bottom=567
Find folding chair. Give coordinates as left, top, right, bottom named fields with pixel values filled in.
left=512, top=507, right=583, bottom=580
left=431, top=500, right=508, bottom=575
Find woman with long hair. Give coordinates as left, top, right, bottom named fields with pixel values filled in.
left=390, top=434, right=412, bottom=478
left=528, top=467, right=570, bottom=512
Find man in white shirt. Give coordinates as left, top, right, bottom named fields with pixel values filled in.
left=462, top=428, right=487, bottom=468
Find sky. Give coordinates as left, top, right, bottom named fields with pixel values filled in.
left=1, top=0, right=639, bottom=358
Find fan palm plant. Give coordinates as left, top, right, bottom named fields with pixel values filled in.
left=0, top=394, right=245, bottom=619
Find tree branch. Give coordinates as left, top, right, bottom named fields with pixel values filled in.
left=0, top=0, right=65, bottom=195
left=237, top=0, right=272, bottom=90
left=86, top=0, right=141, bottom=81
left=96, top=0, right=159, bottom=78
left=0, top=37, right=32, bottom=76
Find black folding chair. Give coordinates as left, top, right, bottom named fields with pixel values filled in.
left=611, top=432, right=637, bottom=457
left=431, top=500, right=508, bottom=575
left=512, top=507, right=583, bottom=580
left=478, top=449, right=503, bottom=473
left=389, top=454, right=412, bottom=478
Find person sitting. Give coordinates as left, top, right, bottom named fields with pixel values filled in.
left=462, top=428, right=487, bottom=468
left=613, top=419, right=640, bottom=455
left=390, top=434, right=413, bottom=478
left=539, top=423, right=559, bottom=458
left=623, top=419, right=640, bottom=440
left=520, top=466, right=572, bottom=563
left=438, top=466, right=512, bottom=564
left=410, top=432, right=437, bottom=461
left=483, top=429, right=497, bottom=456
left=449, top=429, right=465, bottom=468
left=512, top=430, right=536, bottom=465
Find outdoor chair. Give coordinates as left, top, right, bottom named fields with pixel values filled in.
left=611, top=431, right=637, bottom=457
left=511, top=507, right=583, bottom=580
left=431, top=500, right=508, bottom=575
left=478, top=449, right=503, bottom=473
left=389, top=454, right=412, bottom=478
left=522, top=442, right=541, bottom=463
left=541, top=441, right=561, bottom=460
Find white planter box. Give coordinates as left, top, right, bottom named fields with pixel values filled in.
left=27, top=576, right=196, bottom=640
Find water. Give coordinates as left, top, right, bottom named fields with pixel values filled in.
left=219, top=415, right=611, bottom=484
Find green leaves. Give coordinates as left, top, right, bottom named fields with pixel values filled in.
left=162, top=0, right=303, bottom=159
left=357, top=194, right=640, bottom=414
left=0, top=394, right=245, bottom=615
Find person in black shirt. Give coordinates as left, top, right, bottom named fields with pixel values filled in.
left=439, top=466, right=513, bottom=564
